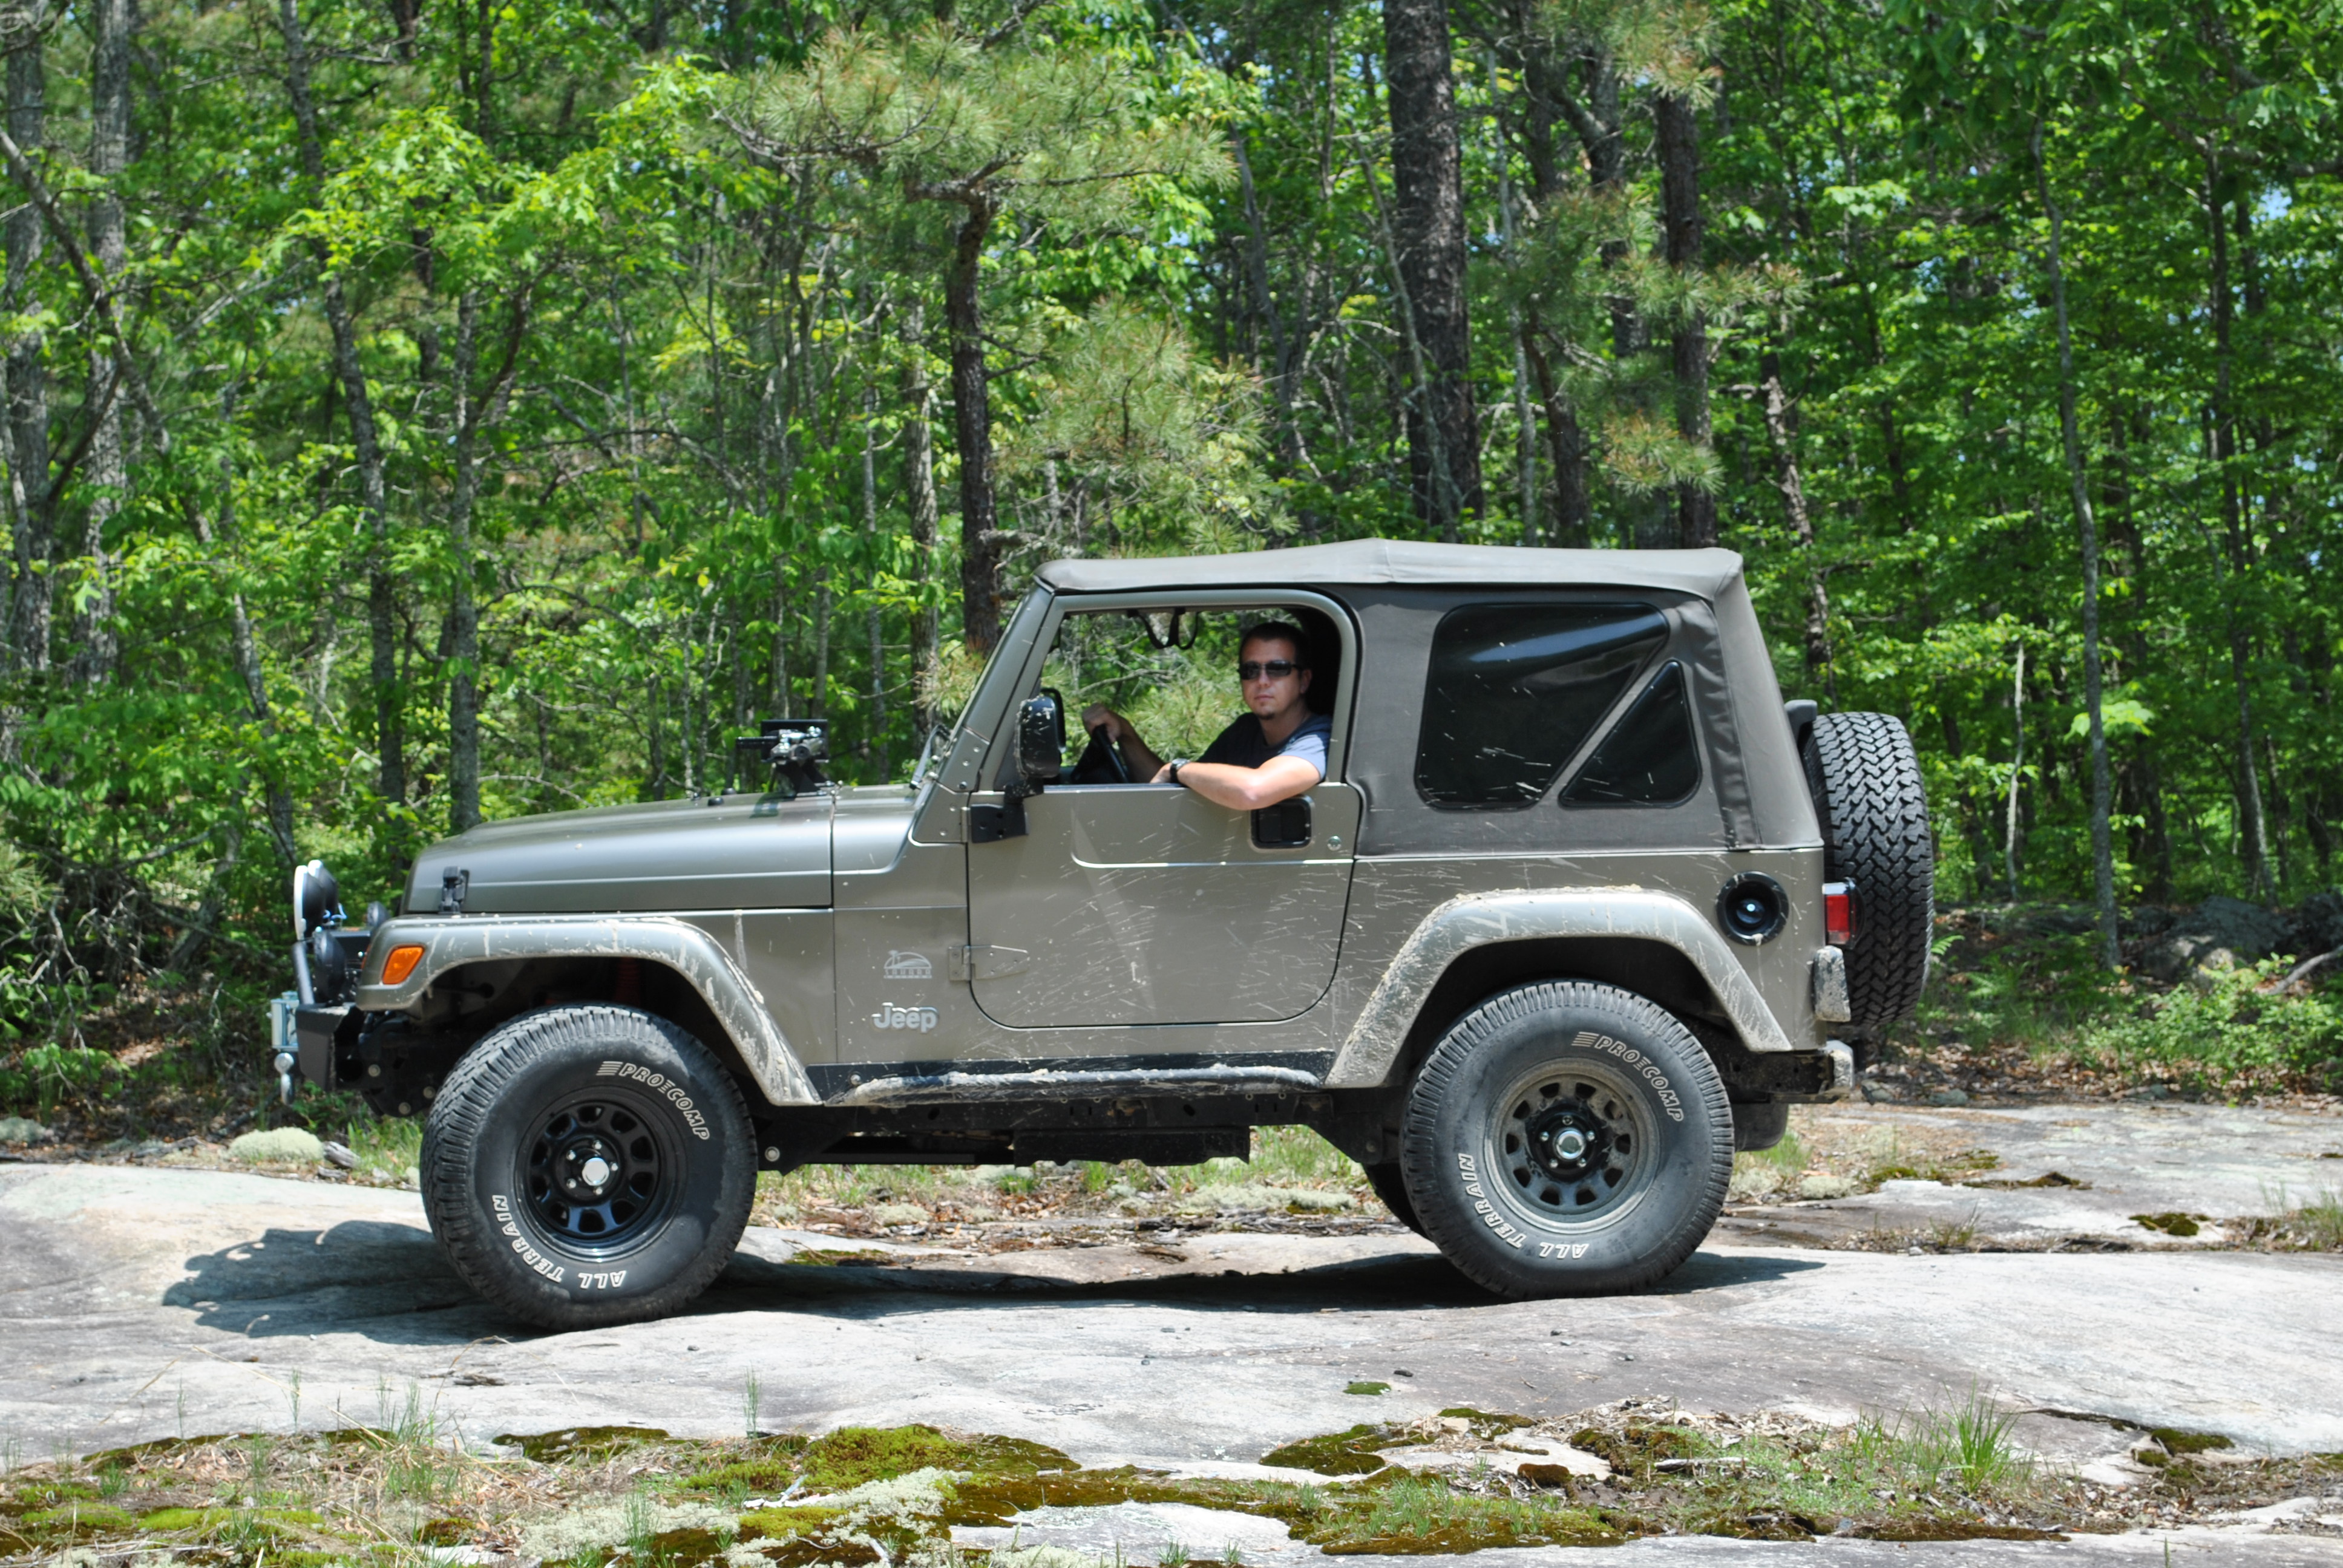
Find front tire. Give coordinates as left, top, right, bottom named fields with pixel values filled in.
left=422, top=1005, right=756, bottom=1330
left=1399, top=982, right=1731, bottom=1298
left=1363, top=1161, right=1425, bottom=1236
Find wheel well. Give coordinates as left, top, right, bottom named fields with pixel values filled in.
left=1384, top=936, right=1734, bottom=1089
left=415, top=955, right=763, bottom=1108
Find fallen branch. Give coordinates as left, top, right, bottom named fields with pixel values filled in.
left=2261, top=947, right=2342, bottom=997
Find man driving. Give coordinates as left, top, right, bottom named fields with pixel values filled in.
left=1082, top=621, right=1331, bottom=810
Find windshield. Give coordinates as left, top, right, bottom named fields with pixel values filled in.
left=911, top=587, right=1052, bottom=788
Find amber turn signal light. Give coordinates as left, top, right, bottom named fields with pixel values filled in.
left=1823, top=881, right=1856, bottom=946
left=379, top=944, right=426, bottom=985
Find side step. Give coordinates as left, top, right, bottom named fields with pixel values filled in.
left=831, top=1063, right=1325, bottom=1108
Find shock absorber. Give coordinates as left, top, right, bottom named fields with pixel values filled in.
left=614, top=956, right=642, bottom=1007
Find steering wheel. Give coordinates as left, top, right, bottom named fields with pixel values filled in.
left=1068, top=723, right=1132, bottom=785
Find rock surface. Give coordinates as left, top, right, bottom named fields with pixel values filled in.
left=2137, top=896, right=2296, bottom=981
left=1, top=1097, right=2339, bottom=1471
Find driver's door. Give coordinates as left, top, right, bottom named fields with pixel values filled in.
left=964, top=779, right=1360, bottom=1028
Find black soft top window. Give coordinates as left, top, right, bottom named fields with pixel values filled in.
left=1562, top=661, right=1701, bottom=806
left=1414, top=603, right=1668, bottom=808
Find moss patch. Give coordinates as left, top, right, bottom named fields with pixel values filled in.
left=2149, top=1427, right=2233, bottom=1454
left=0, top=1407, right=2302, bottom=1562
left=2132, top=1212, right=2205, bottom=1237
left=1259, top=1423, right=1411, bottom=1476
left=799, top=1425, right=1072, bottom=1491
left=497, top=1425, right=672, bottom=1463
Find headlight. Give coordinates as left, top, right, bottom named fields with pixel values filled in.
left=293, top=859, right=343, bottom=939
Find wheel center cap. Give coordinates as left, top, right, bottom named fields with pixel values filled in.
left=578, top=1154, right=613, bottom=1187
left=1527, top=1103, right=1610, bottom=1180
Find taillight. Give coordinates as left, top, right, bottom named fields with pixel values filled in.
left=1823, top=881, right=1856, bottom=946
left=380, top=944, right=426, bottom=985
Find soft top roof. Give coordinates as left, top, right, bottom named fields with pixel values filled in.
left=1035, top=538, right=1745, bottom=601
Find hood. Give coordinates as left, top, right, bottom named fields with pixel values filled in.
left=407, top=792, right=834, bottom=915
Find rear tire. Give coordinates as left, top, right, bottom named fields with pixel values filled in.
left=422, top=1005, right=756, bottom=1330
left=1801, top=711, right=1935, bottom=1038
left=1399, top=982, right=1731, bottom=1298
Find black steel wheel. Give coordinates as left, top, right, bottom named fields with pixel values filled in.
left=422, top=1004, right=755, bottom=1329
left=525, top=1093, right=675, bottom=1245
left=1399, top=981, right=1731, bottom=1298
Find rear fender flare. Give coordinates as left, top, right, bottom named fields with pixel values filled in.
left=353, top=915, right=816, bottom=1105
left=1326, top=890, right=1798, bottom=1089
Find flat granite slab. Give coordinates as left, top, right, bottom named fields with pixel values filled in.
left=2, top=1158, right=2338, bottom=1470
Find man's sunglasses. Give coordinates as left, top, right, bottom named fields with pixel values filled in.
left=1238, top=660, right=1302, bottom=681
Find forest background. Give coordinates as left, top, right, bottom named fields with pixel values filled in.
left=0, top=0, right=2338, bottom=1125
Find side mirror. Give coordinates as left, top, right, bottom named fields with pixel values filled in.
left=973, top=694, right=1063, bottom=844
left=1017, top=694, right=1064, bottom=787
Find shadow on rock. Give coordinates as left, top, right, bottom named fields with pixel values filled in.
left=1654, top=1249, right=1829, bottom=1293
left=165, top=1222, right=482, bottom=1338
left=706, top=1245, right=1487, bottom=1313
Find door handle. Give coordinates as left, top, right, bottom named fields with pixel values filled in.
left=1250, top=796, right=1312, bottom=849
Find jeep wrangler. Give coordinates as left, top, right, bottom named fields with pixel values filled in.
left=282, top=540, right=1932, bottom=1327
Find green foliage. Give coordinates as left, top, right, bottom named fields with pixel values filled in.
left=0, top=0, right=2333, bottom=1109
left=2075, top=965, right=2343, bottom=1084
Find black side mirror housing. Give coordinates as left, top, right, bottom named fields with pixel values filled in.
left=1017, top=694, right=1064, bottom=787
left=974, top=694, right=1064, bottom=844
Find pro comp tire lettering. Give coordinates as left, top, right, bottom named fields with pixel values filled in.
left=1568, top=1030, right=1686, bottom=1122
left=597, top=1059, right=712, bottom=1140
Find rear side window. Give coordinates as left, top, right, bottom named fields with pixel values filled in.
left=1414, top=603, right=1668, bottom=808
left=1562, top=661, right=1702, bottom=806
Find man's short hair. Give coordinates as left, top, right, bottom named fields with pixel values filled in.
left=1238, top=621, right=1310, bottom=668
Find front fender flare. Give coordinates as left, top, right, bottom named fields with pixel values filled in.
left=353, top=915, right=816, bottom=1105
left=1325, top=889, right=1798, bottom=1089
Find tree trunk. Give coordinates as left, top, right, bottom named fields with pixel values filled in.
left=1522, top=326, right=1590, bottom=546
left=2005, top=644, right=2025, bottom=902
left=2106, top=408, right=2172, bottom=900
left=280, top=0, right=404, bottom=806
left=447, top=292, right=485, bottom=834
left=4, top=38, right=51, bottom=678
left=75, top=0, right=128, bottom=687
left=862, top=381, right=886, bottom=779
left=902, top=303, right=940, bottom=744
left=2033, top=126, right=2119, bottom=968
left=1380, top=0, right=1481, bottom=535
left=945, top=198, right=1003, bottom=652
left=1230, top=129, right=1301, bottom=479
left=810, top=570, right=831, bottom=720
left=1656, top=89, right=1714, bottom=549
left=441, top=286, right=522, bottom=832
left=2204, top=146, right=2271, bottom=897
left=1758, top=349, right=1832, bottom=690
left=769, top=559, right=789, bottom=713
left=192, top=392, right=295, bottom=865
left=1491, top=90, right=1536, bottom=545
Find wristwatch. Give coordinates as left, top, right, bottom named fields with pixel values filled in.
left=1167, top=757, right=1189, bottom=786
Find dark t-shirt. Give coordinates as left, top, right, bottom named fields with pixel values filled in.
left=1198, top=712, right=1332, bottom=778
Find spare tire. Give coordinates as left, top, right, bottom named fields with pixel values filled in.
left=1801, top=711, right=1933, bottom=1038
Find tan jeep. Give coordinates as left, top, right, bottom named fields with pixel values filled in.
left=284, top=541, right=1932, bottom=1327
